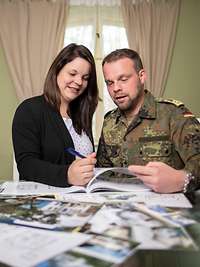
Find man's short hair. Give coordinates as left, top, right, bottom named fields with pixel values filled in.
left=102, top=48, right=143, bottom=73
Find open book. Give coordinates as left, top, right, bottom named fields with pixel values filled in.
left=0, top=167, right=150, bottom=196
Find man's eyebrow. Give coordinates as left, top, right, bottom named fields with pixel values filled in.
left=118, top=74, right=125, bottom=79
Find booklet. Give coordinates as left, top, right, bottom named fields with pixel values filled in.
left=0, top=167, right=150, bottom=196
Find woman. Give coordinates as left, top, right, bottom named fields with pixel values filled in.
left=12, top=43, right=98, bottom=187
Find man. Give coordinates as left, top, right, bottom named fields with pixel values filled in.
left=97, top=48, right=200, bottom=193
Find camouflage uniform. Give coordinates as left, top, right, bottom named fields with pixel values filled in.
left=97, top=90, right=200, bottom=192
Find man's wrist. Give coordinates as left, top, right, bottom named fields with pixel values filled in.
left=183, top=172, right=195, bottom=193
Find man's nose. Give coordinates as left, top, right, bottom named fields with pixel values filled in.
left=112, top=81, right=121, bottom=92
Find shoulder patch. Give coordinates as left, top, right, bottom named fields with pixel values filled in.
left=156, top=98, right=184, bottom=107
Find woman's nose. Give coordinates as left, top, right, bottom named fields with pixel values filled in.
left=74, top=75, right=82, bottom=86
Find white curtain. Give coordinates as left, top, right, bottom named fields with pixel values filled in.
left=0, top=0, right=68, bottom=102
left=69, top=0, right=121, bottom=6
left=121, top=0, right=181, bottom=96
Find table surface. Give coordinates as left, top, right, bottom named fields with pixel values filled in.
left=0, top=187, right=200, bottom=267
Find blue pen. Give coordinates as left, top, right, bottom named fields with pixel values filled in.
left=66, top=147, right=86, bottom=159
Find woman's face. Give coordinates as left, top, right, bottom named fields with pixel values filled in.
left=57, top=57, right=91, bottom=105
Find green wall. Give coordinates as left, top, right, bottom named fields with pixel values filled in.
left=164, top=0, right=200, bottom=116
left=0, top=0, right=199, bottom=181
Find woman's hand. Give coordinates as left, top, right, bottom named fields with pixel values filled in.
left=67, top=152, right=96, bottom=186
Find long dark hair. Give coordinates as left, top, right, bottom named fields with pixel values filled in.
left=44, top=43, right=99, bottom=138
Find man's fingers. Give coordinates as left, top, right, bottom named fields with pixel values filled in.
left=146, top=161, right=164, bottom=167
left=128, top=165, right=155, bottom=176
left=135, top=174, right=156, bottom=184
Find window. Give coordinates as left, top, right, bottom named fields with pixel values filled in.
left=64, top=25, right=94, bottom=53
left=64, top=4, right=128, bottom=143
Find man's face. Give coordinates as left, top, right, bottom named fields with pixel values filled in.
left=103, top=58, right=146, bottom=114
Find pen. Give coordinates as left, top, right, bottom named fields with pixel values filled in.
left=65, top=147, right=86, bottom=159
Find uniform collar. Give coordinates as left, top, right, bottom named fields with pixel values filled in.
left=115, top=90, right=156, bottom=124
left=139, top=90, right=156, bottom=119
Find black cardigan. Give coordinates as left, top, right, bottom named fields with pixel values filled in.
left=12, top=95, right=94, bottom=187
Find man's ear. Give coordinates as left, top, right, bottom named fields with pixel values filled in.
left=138, top=69, right=146, bottom=84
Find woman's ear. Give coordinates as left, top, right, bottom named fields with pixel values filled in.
left=138, top=69, right=146, bottom=84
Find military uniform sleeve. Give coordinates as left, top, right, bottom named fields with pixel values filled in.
left=170, top=106, right=200, bottom=192
left=96, top=129, right=114, bottom=167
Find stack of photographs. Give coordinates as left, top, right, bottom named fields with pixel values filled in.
left=0, top=196, right=198, bottom=267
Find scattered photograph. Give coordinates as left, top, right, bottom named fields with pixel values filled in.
left=0, top=197, right=101, bottom=231
left=144, top=205, right=197, bottom=226
left=73, top=234, right=138, bottom=264
left=36, top=251, right=113, bottom=267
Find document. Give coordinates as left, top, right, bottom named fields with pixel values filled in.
left=56, top=191, right=192, bottom=208
left=0, top=167, right=149, bottom=195
left=0, top=223, right=91, bottom=267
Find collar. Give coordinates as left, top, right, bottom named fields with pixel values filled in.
left=139, top=90, right=157, bottom=119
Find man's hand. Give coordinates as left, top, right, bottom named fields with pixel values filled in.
left=67, top=152, right=96, bottom=186
left=128, top=161, right=186, bottom=193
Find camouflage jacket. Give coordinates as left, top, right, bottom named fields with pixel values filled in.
left=96, top=90, right=200, bottom=192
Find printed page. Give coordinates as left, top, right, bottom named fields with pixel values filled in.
left=87, top=167, right=136, bottom=188
left=56, top=191, right=192, bottom=208
left=132, top=192, right=192, bottom=208
left=0, top=223, right=90, bottom=267
left=0, top=181, right=87, bottom=196
left=87, top=179, right=150, bottom=193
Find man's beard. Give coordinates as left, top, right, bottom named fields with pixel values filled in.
left=114, top=84, right=144, bottom=113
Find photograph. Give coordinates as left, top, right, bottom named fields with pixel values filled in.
left=36, top=251, right=113, bottom=267
left=73, top=234, right=138, bottom=264
left=0, top=197, right=101, bottom=231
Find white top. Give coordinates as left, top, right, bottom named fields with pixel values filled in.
left=63, top=117, right=93, bottom=157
